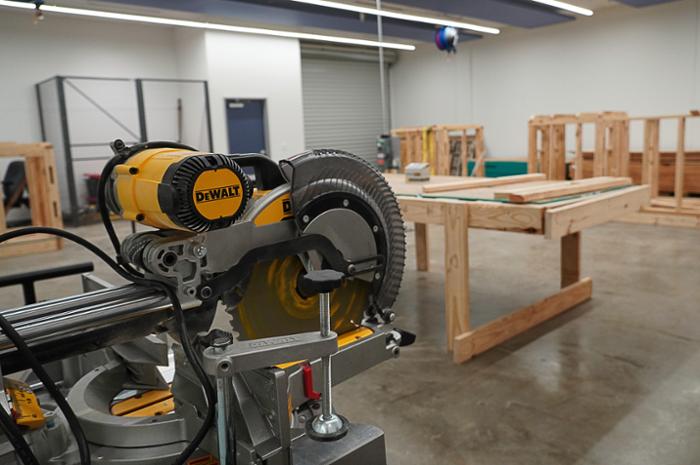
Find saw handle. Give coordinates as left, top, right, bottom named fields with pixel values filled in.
left=298, top=270, right=345, bottom=297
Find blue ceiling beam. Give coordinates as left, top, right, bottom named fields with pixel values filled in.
left=615, top=0, right=679, bottom=6
left=386, top=0, right=575, bottom=28
left=99, top=0, right=483, bottom=42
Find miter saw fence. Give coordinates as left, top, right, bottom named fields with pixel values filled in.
left=0, top=140, right=412, bottom=465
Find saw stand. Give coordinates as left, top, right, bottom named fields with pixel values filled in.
left=202, top=269, right=386, bottom=465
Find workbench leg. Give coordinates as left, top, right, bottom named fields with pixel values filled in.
left=414, top=223, right=429, bottom=271
left=561, top=232, right=581, bottom=288
left=444, top=203, right=470, bottom=352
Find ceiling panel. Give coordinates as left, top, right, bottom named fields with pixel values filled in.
left=102, top=0, right=482, bottom=42
left=614, top=0, right=679, bottom=6
left=385, top=0, right=575, bottom=28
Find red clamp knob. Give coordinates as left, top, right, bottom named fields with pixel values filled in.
left=302, top=363, right=321, bottom=401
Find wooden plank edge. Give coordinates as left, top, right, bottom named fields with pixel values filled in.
left=452, top=278, right=593, bottom=364
left=0, top=237, right=62, bottom=258
left=495, top=177, right=632, bottom=204
left=544, top=185, right=650, bottom=239
left=422, top=174, right=546, bottom=194
left=617, top=210, right=700, bottom=229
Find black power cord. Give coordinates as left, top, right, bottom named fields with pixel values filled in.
left=0, top=140, right=217, bottom=464
left=96, top=141, right=216, bottom=464
left=0, top=406, right=40, bottom=465
left=0, top=226, right=217, bottom=465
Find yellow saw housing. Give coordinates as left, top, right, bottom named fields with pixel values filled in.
left=109, top=147, right=252, bottom=232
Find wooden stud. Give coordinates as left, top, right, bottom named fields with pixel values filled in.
left=619, top=120, right=630, bottom=178
left=642, top=119, right=660, bottom=196
left=550, top=124, right=566, bottom=180
left=541, top=126, right=551, bottom=179
left=561, top=232, right=581, bottom=288
left=528, top=121, right=538, bottom=174
left=674, top=117, right=686, bottom=210
left=594, top=119, right=606, bottom=177
left=473, top=127, right=486, bottom=177
left=574, top=123, right=583, bottom=180
left=459, top=129, right=468, bottom=176
left=414, top=223, right=430, bottom=271
left=452, top=278, right=593, bottom=363
left=444, top=202, right=470, bottom=351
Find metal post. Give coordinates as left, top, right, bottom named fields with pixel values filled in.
left=212, top=335, right=232, bottom=464
left=310, top=291, right=345, bottom=437
left=216, top=377, right=228, bottom=465
left=376, top=0, right=388, bottom=135
left=319, top=292, right=333, bottom=420
left=56, top=77, right=79, bottom=225
left=203, top=81, right=214, bottom=152
left=135, top=79, right=148, bottom=143
left=21, top=283, right=36, bottom=305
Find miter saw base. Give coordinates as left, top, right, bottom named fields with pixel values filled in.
left=292, top=423, right=386, bottom=465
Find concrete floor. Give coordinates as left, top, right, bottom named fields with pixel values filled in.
left=1, top=221, right=699, bottom=464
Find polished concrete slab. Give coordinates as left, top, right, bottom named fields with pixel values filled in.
left=0, top=221, right=699, bottom=465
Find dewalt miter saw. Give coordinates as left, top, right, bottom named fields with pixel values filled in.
left=0, top=140, right=412, bottom=465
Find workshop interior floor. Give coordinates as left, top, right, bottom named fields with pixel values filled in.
left=0, top=221, right=699, bottom=465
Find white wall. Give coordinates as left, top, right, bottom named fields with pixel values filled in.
left=202, top=31, right=306, bottom=160
left=390, top=0, right=700, bottom=158
left=0, top=10, right=179, bottom=217
left=0, top=11, right=306, bottom=220
left=0, top=10, right=179, bottom=143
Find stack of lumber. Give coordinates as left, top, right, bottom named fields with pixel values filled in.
left=493, top=177, right=631, bottom=203
left=580, top=151, right=700, bottom=195
left=419, top=174, right=632, bottom=204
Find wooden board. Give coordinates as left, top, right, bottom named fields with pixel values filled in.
left=494, top=177, right=632, bottom=203
left=544, top=185, right=650, bottom=239
left=619, top=210, right=700, bottom=229
left=452, top=278, right=593, bottom=363
left=398, top=196, right=545, bottom=233
left=421, top=173, right=546, bottom=194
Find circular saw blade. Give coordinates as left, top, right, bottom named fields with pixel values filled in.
left=232, top=255, right=371, bottom=340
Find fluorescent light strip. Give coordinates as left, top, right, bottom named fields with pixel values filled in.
left=530, top=0, right=593, bottom=16
left=0, top=0, right=416, bottom=50
left=289, top=0, right=500, bottom=35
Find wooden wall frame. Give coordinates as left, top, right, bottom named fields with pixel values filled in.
left=392, top=124, right=485, bottom=176
left=528, top=111, right=700, bottom=228
left=0, top=142, right=63, bottom=258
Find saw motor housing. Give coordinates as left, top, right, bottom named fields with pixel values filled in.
left=107, top=147, right=253, bottom=232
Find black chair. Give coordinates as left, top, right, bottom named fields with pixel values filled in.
left=2, top=160, right=29, bottom=211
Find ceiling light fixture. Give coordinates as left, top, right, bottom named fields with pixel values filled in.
left=289, top=0, right=500, bottom=35
left=530, top=0, right=593, bottom=16
left=0, top=0, right=416, bottom=50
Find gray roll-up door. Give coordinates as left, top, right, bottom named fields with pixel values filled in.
left=301, top=45, right=391, bottom=162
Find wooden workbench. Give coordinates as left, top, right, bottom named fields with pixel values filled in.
left=384, top=173, right=650, bottom=363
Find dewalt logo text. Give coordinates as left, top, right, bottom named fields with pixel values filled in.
left=195, top=185, right=241, bottom=204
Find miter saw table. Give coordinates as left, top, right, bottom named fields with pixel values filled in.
left=0, top=142, right=413, bottom=465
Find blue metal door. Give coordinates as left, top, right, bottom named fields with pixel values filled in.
left=226, top=99, right=267, bottom=155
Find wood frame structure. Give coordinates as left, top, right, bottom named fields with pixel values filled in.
left=0, top=142, right=63, bottom=258
left=385, top=173, right=649, bottom=363
left=528, top=111, right=700, bottom=228
left=528, top=112, right=630, bottom=180
left=392, top=124, right=485, bottom=176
